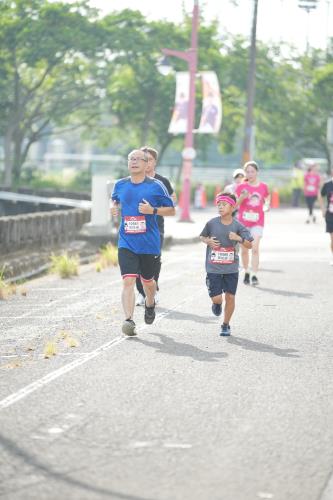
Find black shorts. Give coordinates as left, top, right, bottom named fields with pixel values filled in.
left=325, top=215, right=333, bottom=233
left=206, top=272, right=239, bottom=297
left=118, top=248, right=157, bottom=281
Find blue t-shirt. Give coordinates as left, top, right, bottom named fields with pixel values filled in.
left=111, top=176, right=174, bottom=254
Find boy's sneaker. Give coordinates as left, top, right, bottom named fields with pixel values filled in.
left=243, top=272, right=250, bottom=285
left=220, top=324, right=231, bottom=336
left=212, top=303, right=222, bottom=316
left=144, top=301, right=156, bottom=325
left=136, top=294, right=145, bottom=306
left=122, top=319, right=136, bottom=336
left=251, top=275, right=259, bottom=286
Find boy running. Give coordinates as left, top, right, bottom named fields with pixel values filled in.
left=200, top=193, right=253, bottom=336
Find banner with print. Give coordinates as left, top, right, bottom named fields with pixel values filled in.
left=168, top=72, right=190, bottom=135
left=198, top=71, right=222, bottom=134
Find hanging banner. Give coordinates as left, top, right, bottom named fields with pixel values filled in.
left=198, top=71, right=222, bottom=134
left=168, top=72, right=190, bottom=135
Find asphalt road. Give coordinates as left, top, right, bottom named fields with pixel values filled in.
left=0, top=208, right=332, bottom=500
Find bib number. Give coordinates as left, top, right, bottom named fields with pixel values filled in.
left=307, top=185, right=316, bottom=192
left=243, top=211, right=259, bottom=222
left=124, top=216, right=146, bottom=233
left=210, top=246, right=235, bottom=265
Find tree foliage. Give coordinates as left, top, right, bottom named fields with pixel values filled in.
left=1, top=1, right=333, bottom=187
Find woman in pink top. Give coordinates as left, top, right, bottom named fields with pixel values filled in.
left=304, top=164, right=321, bottom=223
left=235, top=161, right=270, bottom=286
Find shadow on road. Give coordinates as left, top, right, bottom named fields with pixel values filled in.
left=255, top=286, right=313, bottom=299
left=134, top=332, right=228, bottom=362
left=227, top=336, right=300, bottom=358
left=156, top=307, right=216, bottom=324
left=0, top=433, right=154, bottom=500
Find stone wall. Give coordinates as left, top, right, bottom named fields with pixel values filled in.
left=0, top=208, right=90, bottom=255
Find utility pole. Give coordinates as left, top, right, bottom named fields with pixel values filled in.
left=242, top=0, right=259, bottom=164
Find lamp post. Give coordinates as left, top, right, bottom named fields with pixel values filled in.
left=298, top=0, right=319, bottom=53
left=160, top=0, right=199, bottom=222
left=242, top=0, right=259, bottom=164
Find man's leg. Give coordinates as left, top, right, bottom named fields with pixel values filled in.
left=121, top=277, right=136, bottom=319
left=135, top=276, right=145, bottom=297
left=154, top=234, right=164, bottom=291
left=142, top=278, right=156, bottom=308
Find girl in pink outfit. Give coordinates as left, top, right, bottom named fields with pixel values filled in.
left=304, top=164, right=321, bottom=223
left=235, top=161, right=270, bottom=286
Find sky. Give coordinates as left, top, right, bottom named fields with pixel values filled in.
left=85, top=0, right=332, bottom=53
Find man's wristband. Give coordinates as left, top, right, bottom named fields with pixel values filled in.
left=153, top=207, right=158, bottom=215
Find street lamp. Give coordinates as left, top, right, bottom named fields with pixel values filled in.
left=298, top=0, right=319, bottom=53
left=159, top=0, right=199, bottom=222
left=242, top=0, right=259, bottom=164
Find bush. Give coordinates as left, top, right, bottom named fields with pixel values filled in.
left=50, top=253, right=79, bottom=278
left=95, top=244, right=118, bottom=271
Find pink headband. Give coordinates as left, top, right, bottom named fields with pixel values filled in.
left=216, top=195, right=236, bottom=207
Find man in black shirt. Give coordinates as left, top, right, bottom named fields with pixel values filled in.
left=320, top=168, right=333, bottom=265
left=136, top=146, right=177, bottom=305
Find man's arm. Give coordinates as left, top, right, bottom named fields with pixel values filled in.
left=138, top=200, right=175, bottom=216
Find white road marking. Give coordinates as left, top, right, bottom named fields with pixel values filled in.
left=0, top=293, right=200, bottom=411
left=320, top=471, right=333, bottom=500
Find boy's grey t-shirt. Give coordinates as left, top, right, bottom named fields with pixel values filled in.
left=200, top=217, right=253, bottom=274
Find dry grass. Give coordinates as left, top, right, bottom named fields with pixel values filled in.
left=50, top=253, right=79, bottom=278
left=95, top=243, right=118, bottom=271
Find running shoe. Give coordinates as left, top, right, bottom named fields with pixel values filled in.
left=144, top=300, right=156, bottom=324
left=136, top=293, right=145, bottom=306
left=212, top=303, right=222, bottom=316
left=220, top=324, right=231, bottom=336
left=251, top=275, right=259, bottom=286
left=243, top=272, right=250, bottom=285
left=122, top=319, right=136, bottom=336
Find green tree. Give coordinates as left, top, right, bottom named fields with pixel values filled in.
left=0, top=0, right=105, bottom=186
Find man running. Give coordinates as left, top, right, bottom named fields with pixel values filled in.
left=319, top=167, right=333, bottom=265
left=135, top=146, right=177, bottom=306
left=111, top=149, right=175, bottom=336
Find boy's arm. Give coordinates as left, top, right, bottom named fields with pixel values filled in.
left=228, top=232, right=252, bottom=249
left=200, top=235, right=220, bottom=248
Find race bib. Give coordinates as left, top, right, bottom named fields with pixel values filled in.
left=329, top=203, right=333, bottom=214
left=210, top=246, right=235, bottom=265
left=124, top=216, right=146, bottom=233
left=307, top=185, right=316, bottom=192
left=243, top=211, right=259, bottom=222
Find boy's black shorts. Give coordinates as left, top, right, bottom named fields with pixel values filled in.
left=118, top=247, right=157, bottom=281
left=206, top=272, right=239, bottom=297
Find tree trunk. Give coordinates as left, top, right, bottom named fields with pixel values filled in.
left=12, top=130, right=24, bottom=184
left=4, top=129, right=13, bottom=188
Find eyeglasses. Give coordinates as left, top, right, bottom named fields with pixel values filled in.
left=128, top=156, right=147, bottom=162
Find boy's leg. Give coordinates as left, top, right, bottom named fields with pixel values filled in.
left=223, top=293, right=235, bottom=324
